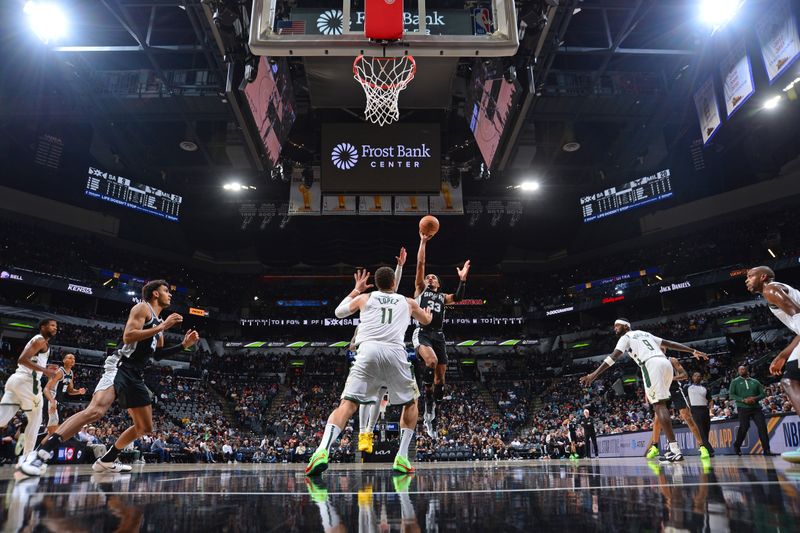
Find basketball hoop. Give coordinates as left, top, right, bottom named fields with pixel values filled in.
left=353, top=55, right=416, bottom=127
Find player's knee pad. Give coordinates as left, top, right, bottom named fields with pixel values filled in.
left=422, top=367, right=434, bottom=385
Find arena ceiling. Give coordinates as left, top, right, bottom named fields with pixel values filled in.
left=0, top=0, right=798, bottom=268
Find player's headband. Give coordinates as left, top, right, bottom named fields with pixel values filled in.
left=614, top=319, right=631, bottom=328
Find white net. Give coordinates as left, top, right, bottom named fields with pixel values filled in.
left=353, top=55, right=416, bottom=127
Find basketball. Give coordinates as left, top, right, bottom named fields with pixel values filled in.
left=419, top=215, right=440, bottom=237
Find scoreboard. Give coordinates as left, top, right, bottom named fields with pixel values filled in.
left=580, top=169, right=673, bottom=223
left=85, top=166, right=182, bottom=221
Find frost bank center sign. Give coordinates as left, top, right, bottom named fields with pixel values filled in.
left=292, top=8, right=474, bottom=36
left=321, top=124, right=441, bottom=193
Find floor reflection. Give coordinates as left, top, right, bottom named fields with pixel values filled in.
left=1, top=458, right=799, bottom=532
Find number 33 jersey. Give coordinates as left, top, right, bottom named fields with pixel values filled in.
left=416, top=287, right=446, bottom=331
left=354, top=291, right=410, bottom=348
left=614, top=330, right=666, bottom=366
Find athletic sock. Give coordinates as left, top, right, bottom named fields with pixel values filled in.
left=319, top=423, right=342, bottom=452
left=365, top=402, right=380, bottom=433
left=101, top=444, right=122, bottom=463
left=669, top=441, right=681, bottom=455
left=433, top=383, right=444, bottom=401
left=40, top=433, right=63, bottom=455
left=425, top=387, right=434, bottom=410
left=358, top=405, right=369, bottom=433
left=398, top=428, right=414, bottom=457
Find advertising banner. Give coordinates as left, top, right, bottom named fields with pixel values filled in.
left=358, top=195, right=392, bottom=215
left=720, top=42, right=755, bottom=117
left=598, top=413, right=800, bottom=457
left=321, top=123, right=441, bottom=194
left=429, top=182, right=464, bottom=215
left=755, top=0, right=800, bottom=83
left=393, top=195, right=429, bottom=216
left=322, top=195, right=357, bottom=215
left=288, top=173, right=321, bottom=215
left=694, top=77, right=722, bottom=144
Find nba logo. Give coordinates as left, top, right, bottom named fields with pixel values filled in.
left=66, top=447, right=74, bottom=461
left=474, top=8, right=493, bottom=35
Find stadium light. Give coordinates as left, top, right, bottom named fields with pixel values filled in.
left=223, top=182, right=256, bottom=191
left=763, top=95, right=781, bottom=110
left=519, top=181, right=540, bottom=192
left=768, top=248, right=776, bottom=258
left=24, top=1, right=68, bottom=43
left=699, top=0, right=744, bottom=30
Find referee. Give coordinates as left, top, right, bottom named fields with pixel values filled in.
left=687, top=372, right=715, bottom=457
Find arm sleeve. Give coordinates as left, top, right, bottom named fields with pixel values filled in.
left=335, top=296, right=356, bottom=318
left=394, top=265, right=403, bottom=292
left=454, top=281, right=466, bottom=302
left=152, top=343, right=185, bottom=361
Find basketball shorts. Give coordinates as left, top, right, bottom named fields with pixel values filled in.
left=641, top=357, right=673, bottom=404
left=785, top=360, right=800, bottom=381
left=94, top=354, right=120, bottom=394
left=342, top=341, right=420, bottom=406
left=412, top=328, right=448, bottom=366
left=0, top=373, right=43, bottom=412
left=114, top=365, right=154, bottom=409
left=668, top=382, right=689, bottom=410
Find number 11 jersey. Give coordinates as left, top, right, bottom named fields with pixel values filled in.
left=354, top=291, right=410, bottom=348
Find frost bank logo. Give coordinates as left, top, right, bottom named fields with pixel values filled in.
left=331, top=142, right=432, bottom=170
left=331, top=143, right=359, bottom=170
left=317, top=10, right=343, bottom=35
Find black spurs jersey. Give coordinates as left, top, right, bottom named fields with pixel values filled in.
left=417, top=286, right=446, bottom=331
left=116, top=303, right=163, bottom=371
left=54, top=367, right=74, bottom=402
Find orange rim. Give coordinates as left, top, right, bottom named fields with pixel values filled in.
left=353, top=54, right=416, bottom=90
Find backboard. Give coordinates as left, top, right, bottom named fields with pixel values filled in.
left=249, top=0, right=518, bottom=57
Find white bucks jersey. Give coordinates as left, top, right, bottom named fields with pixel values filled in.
left=14, top=334, right=49, bottom=377
left=767, top=282, right=800, bottom=334
left=354, top=291, right=410, bottom=347
left=614, top=330, right=665, bottom=366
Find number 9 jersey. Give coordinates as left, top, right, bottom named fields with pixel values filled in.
left=614, top=330, right=666, bottom=366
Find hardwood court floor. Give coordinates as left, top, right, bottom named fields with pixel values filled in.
left=2, top=457, right=799, bottom=531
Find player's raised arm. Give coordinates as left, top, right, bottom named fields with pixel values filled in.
left=444, top=260, right=470, bottom=304
left=660, top=339, right=707, bottom=360
left=415, top=232, right=431, bottom=297
left=395, top=247, right=406, bottom=292
left=335, top=269, right=373, bottom=318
